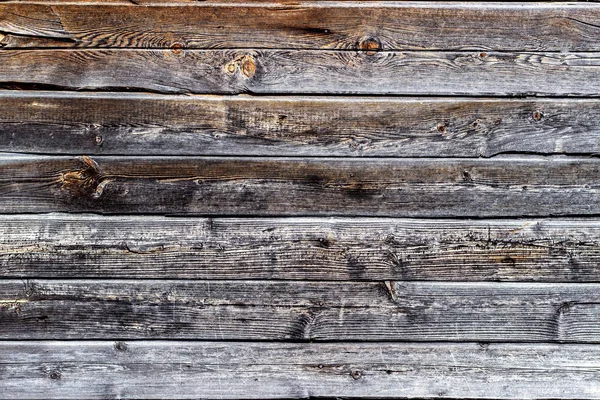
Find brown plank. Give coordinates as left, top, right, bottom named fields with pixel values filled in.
left=2, top=215, right=600, bottom=281
left=1, top=3, right=600, bottom=51
left=3, top=341, right=600, bottom=399
left=2, top=92, right=599, bottom=157
left=1, top=49, right=600, bottom=95
left=1, top=154, right=600, bottom=216
left=2, top=279, right=600, bottom=341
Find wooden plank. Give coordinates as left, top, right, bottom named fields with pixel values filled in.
left=1, top=49, right=600, bottom=96
left=3, top=341, right=600, bottom=400
left=2, top=3, right=600, bottom=51
left=2, top=279, right=600, bottom=341
left=3, top=92, right=600, bottom=157
left=3, top=215, right=600, bottom=281
left=1, top=154, right=600, bottom=216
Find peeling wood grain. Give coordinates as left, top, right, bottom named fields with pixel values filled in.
left=3, top=92, right=600, bottom=157
left=2, top=3, right=600, bottom=51
left=4, top=341, right=600, bottom=399
left=2, top=280, right=600, bottom=341
left=2, top=215, right=600, bottom=281
left=1, top=155, right=600, bottom=216
left=1, top=50, right=600, bottom=95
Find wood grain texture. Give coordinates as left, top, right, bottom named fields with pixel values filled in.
left=3, top=91, right=600, bottom=157
left=2, top=3, right=600, bottom=51
left=3, top=341, right=600, bottom=399
left=2, top=279, right=600, bottom=341
left=3, top=214, right=600, bottom=281
left=1, top=49, right=600, bottom=95
left=2, top=154, right=600, bottom=216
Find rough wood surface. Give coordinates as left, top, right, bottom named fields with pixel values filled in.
left=3, top=341, right=600, bottom=399
left=2, top=154, right=600, bottom=216
left=3, top=3, right=600, bottom=399
left=2, top=214, right=600, bottom=281
left=2, top=279, right=600, bottom=341
left=1, top=49, right=600, bottom=95
left=3, top=91, right=600, bottom=157
left=2, top=3, right=600, bottom=50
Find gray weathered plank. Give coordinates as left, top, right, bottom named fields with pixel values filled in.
left=2, top=279, right=600, bottom=341
left=3, top=341, right=600, bottom=399
left=2, top=214, right=600, bottom=281
left=1, top=154, right=600, bottom=216
left=2, top=91, right=600, bottom=157
left=1, top=3, right=600, bottom=51
left=1, top=49, right=600, bottom=95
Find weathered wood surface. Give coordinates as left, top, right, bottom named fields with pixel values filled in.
left=3, top=2, right=600, bottom=399
left=3, top=341, right=600, bottom=399
left=3, top=92, right=600, bottom=157
left=1, top=154, right=600, bottom=216
left=2, top=279, right=600, bottom=341
left=2, top=49, right=600, bottom=96
left=2, top=3, right=600, bottom=51
left=3, top=214, right=600, bottom=281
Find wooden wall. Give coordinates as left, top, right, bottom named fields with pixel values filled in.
left=2, top=2, right=600, bottom=399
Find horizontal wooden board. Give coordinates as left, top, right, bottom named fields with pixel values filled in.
left=2, top=279, right=600, bottom=341
left=1, top=3, right=600, bottom=51
left=3, top=92, right=600, bottom=157
left=1, top=49, right=600, bottom=95
left=3, top=341, right=600, bottom=399
left=3, top=215, right=600, bottom=281
left=1, top=154, right=600, bottom=216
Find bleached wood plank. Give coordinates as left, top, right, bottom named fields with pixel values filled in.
left=2, top=341, right=600, bottom=399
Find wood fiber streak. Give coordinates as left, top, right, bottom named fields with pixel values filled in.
left=2, top=280, right=600, bottom=341
left=3, top=341, right=600, bottom=399
left=1, top=155, right=600, bottom=216
left=1, top=49, right=600, bottom=95
left=2, top=92, right=599, bottom=157
left=1, top=3, right=600, bottom=50
left=2, top=215, right=600, bottom=281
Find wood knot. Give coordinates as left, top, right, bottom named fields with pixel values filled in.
left=532, top=110, right=543, bottom=121
left=170, top=42, right=184, bottom=55
left=225, top=55, right=256, bottom=79
left=114, top=341, right=128, bottom=351
left=49, top=371, right=61, bottom=380
left=358, top=37, right=381, bottom=55
left=350, top=370, right=362, bottom=380
left=60, top=156, right=106, bottom=199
